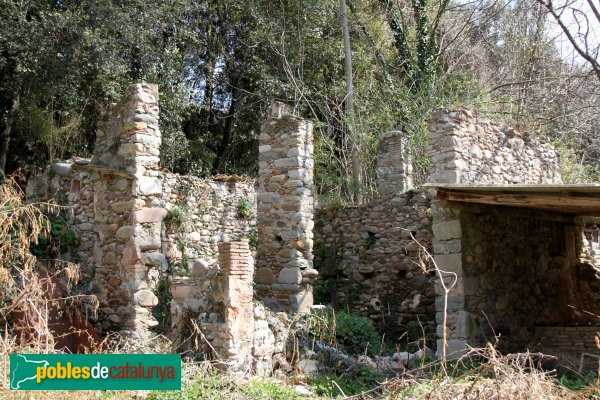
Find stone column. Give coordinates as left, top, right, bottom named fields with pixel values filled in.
left=431, top=213, right=472, bottom=358
left=127, top=84, right=164, bottom=334
left=91, top=83, right=164, bottom=337
left=255, top=102, right=317, bottom=313
left=376, top=131, right=412, bottom=198
left=218, top=241, right=254, bottom=366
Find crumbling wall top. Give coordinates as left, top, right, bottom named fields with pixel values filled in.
left=93, top=83, right=160, bottom=174
left=428, top=107, right=562, bottom=185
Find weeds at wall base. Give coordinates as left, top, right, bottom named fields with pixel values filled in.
left=1, top=349, right=598, bottom=399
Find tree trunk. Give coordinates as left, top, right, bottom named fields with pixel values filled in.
left=341, top=0, right=362, bottom=203
left=212, top=81, right=238, bottom=174
left=0, top=94, right=19, bottom=182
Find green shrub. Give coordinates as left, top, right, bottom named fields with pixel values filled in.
left=151, top=275, right=172, bottom=335
left=308, top=308, right=382, bottom=357
left=557, top=369, right=597, bottom=391
left=332, top=310, right=382, bottom=356
left=30, top=211, right=79, bottom=258
left=248, top=225, right=258, bottom=249
left=237, top=197, right=253, bottom=219
left=165, top=205, right=188, bottom=228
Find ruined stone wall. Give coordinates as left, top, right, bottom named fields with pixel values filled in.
left=27, top=84, right=165, bottom=336
left=161, top=174, right=256, bottom=272
left=428, top=107, right=569, bottom=357
left=170, top=242, right=254, bottom=363
left=314, top=191, right=435, bottom=340
left=255, top=103, right=317, bottom=313
left=170, top=240, right=289, bottom=376
left=452, top=208, right=567, bottom=353
left=313, top=130, right=434, bottom=340
left=26, top=161, right=96, bottom=282
left=25, top=95, right=259, bottom=341
left=88, top=83, right=164, bottom=336
left=376, top=131, right=412, bottom=198
left=435, top=206, right=600, bottom=360
left=536, top=327, right=600, bottom=369
left=24, top=89, right=296, bottom=374
left=429, top=107, right=562, bottom=185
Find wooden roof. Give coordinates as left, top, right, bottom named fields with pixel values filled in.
left=426, top=184, right=600, bottom=214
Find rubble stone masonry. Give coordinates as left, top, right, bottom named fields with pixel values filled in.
left=255, top=103, right=318, bottom=313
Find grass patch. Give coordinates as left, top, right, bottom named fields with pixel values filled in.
left=147, top=367, right=302, bottom=400
left=307, top=365, right=383, bottom=397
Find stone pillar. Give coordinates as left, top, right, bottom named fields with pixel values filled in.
left=255, top=102, right=317, bottom=313
left=91, top=83, right=164, bottom=337
left=127, top=84, right=164, bottom=334
left=431, top=212, right=471, bottom=358
left=218, top=241, right=255, bottom=365
left=376, top=131, right=412, bottom=198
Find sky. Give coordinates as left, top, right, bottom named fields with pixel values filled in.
left=546, top=0, right=600, bottom=65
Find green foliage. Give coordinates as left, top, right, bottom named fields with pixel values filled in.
left=554, top=140, right=599, bottom=183
left=556, top=369, right=597, bottom=391
left=237, top=197, right=253, bottom=219
left=147, top=369, right=302, bottom=400
left=330, top=310, right=382, bottom=356
left=248, top=225, right=258, bottom=249
left=164, top=206, right=188, bottom=228
left=313, top=279, right=336, bottom=305
left=14, top=99, right=84, bottom=163
left=307, top=308, right=382, bottom=357
left=170, top=255, right=190, bottom=278
left=364, top=234, right=378, bottom=249
left=30, top=211, right=78, bottom=259
left=2, top=0, right=597, bottom=204
left=313, top=240, right=343, bottom=305
left=46, top=167, right=56, bottom=179
left=151, top=274, right=172, bottom=335
left=313, top=240, right=339, bottom=274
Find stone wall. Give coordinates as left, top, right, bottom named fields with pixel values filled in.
left=313, top=129, right=435, bottom=341
left=24, top=87, right=301, bottom=375
left=376, top=131, right=412, bottom=198
left=255, top=103, right=317, bottom=313
left=449, top=208, right=569, bottom=353
left=170, top=242, right=254, bottom=364
left=429, top=107, right=561, bottom=185
left=26, top=160, right=96, bottom=282
left=314, top=191, right=435, bottom=340
left=30, top=83, right=166, bottom=336
left=161, top=174, right=256, bottom=273
left=433, top=206, right=600, bottom=361
left=428, top=107, right=600, bottom=362
left=25, top=84, right=258, bottom=340
left=536, top=326, right=600, bottom=370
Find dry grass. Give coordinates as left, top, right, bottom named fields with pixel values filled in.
left=350, top=345, right=599, bottom=400
left=1, top=340, right=598, bottom=399
left=0, top=177, right=55, bottom=272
